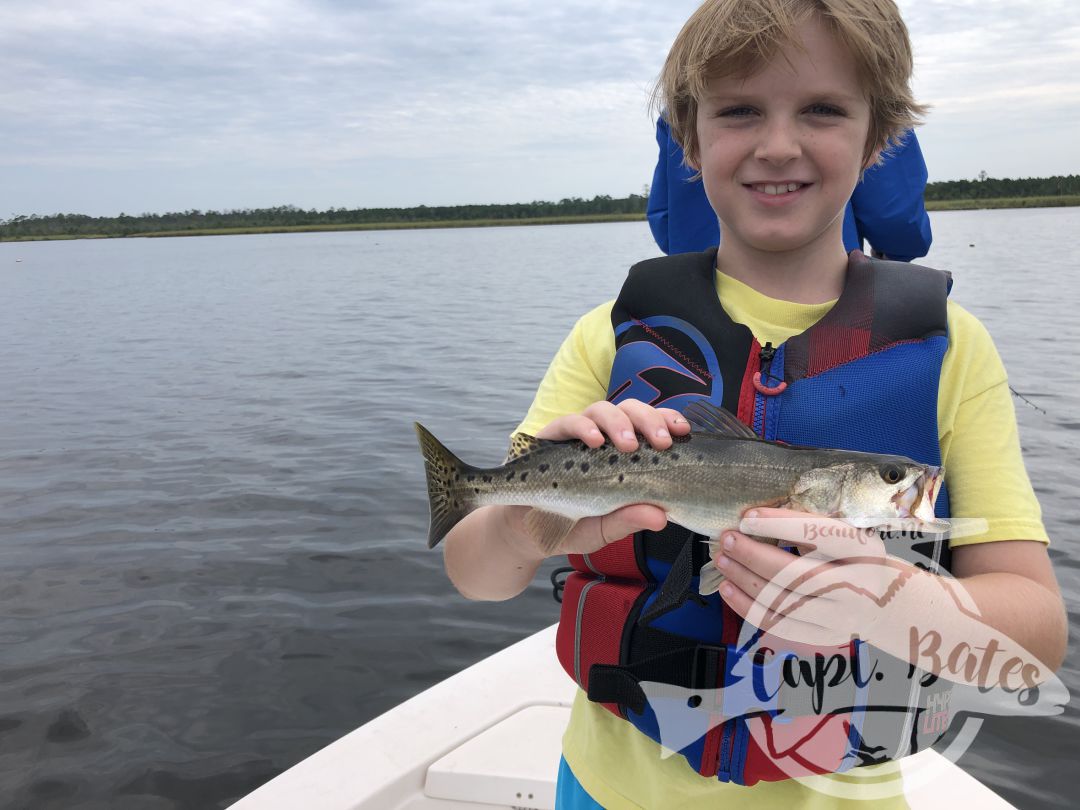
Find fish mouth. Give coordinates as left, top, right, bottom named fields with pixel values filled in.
left=892, top=466, right=944, bottom=525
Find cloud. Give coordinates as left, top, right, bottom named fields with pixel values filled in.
left=1, top=0, right=1078, bottom=215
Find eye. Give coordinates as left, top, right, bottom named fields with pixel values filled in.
left=806, top=103, right=845, bottom=117
left=879, top=464, right=903, bottom=485
left=715, top=105, right=757, bottom=118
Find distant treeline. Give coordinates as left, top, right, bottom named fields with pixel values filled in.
left=3, top=175, right=1080, bottom=240
left=923, top=173, right=1080, bottom=201
left=0, top=194, right=648, bottom=240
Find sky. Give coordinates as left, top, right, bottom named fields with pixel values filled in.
left=2, top=0, right=1078, bottom=218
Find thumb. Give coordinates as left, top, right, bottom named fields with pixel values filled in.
left=600, top=504, right=668, bottom=545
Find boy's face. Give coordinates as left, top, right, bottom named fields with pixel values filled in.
left=693, top=17, right=875, bottom=258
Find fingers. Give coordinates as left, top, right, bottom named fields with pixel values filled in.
left=535, top=413, right=607, bottom=445
left=657, top=406, right=694, bottom=438
left=600, top=504, right=669, bottom=544
left=719, top=578, right=843, bottom=646
left=739, top=508, right=886, bottom=562
left=713, top=531, right=841, bottom=601
left=583, top=400, right=676, bottom=451
left=549, top=504, right=668, bottom=557
left=537, top=399, right=690, bottom=451
left=716, top=529, right=906, bottom=645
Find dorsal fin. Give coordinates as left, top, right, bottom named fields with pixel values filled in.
left=505, top=431, right=560, bottom=461
left=682, top=400, right=758, bottom=439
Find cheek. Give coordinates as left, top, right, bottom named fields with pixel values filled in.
left=814, top=133, right=870, bottom=185
left=840, top=482, right=887, bottom=518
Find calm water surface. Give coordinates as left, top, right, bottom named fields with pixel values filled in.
left=0, top=211, right=1077, bottom=809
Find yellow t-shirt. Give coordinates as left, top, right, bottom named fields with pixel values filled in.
left=516, top=269, right=1048, bottom=809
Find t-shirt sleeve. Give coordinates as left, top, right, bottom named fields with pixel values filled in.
left=515, top=302, right=617, bottom=438
left=939, top=302, right=1048, bottom=546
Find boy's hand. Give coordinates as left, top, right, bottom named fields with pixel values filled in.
left=510, top=400, right=691, bottom=557
left=712, top=507, right=906, bottom=647
left=714, top=508, right=1067, bottom=695
left=535, top=398, right=690, bottom=452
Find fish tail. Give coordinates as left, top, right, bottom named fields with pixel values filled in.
left=415, top=423, right=482, bottom=548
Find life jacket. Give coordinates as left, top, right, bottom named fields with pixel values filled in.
left=554, top=248, right=954, bottom=785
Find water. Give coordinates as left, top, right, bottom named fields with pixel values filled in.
left=0, top=211, right=1077, bottom=809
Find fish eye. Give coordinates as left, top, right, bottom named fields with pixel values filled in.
left=879, top=464, right=903, bottom=485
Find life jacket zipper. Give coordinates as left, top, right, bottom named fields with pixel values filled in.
left=752, top=343, right=774, bottom=436
left=718, top=719, right=736, bottom=781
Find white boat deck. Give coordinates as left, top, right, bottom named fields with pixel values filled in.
left=230, top=625, right=1016, bottom=810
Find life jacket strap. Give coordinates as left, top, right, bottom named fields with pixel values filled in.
left=636, top=532, right=708, bottom=626
left=587, top=644, right=727, bottom=716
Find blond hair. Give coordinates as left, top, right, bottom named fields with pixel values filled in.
left=655, top=0, right=928, bottom=167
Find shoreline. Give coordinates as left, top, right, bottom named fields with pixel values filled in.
left=3, top=197, right=1078, bottom=243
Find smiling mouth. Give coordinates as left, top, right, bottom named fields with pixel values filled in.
left=748, top=182, right=808, bottom=196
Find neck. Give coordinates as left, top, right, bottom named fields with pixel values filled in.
left=715, top=230, right=849, bottom=304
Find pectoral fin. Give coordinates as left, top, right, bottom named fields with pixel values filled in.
left=698, top=558, right=726, bottom=596
left=523, top=509, right=579, bottom=555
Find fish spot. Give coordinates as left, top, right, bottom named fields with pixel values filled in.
left=608, top=455, right=619, bottom=465
left=539, top=464, right=549, bottom=473
left=552, top=481, right=559, bottom=489
left=671, top=453, right=680, bottom=461
left=631, top=454, right=640, bottom=463
left=506, top=472, right=515, bottom=481
left=618, top=474, right=625, bottom=483
left=652, top=457, right=659, bottom=465
left=455, top=474, right=461, bottom=481
left=697, top=454, right=704, bottom=461
left=564, top=461, right=575, bottom=470
left=467, top=475, right=475, bottom=482
left=580, top=462, right=590, bottom=473
left=521, top=472, right=528, bottom=482
left=473, top=488, right=480, bottom=495
left=482, top=475, right=492, bottom=483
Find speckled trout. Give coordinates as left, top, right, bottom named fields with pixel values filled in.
left=416, top=401, right=943, bottom=580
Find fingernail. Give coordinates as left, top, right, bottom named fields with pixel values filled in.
left=656, top=427, right=670, bottom=439
left=720, top=583, right=733, bottom=598
left=744, top=510, right=759, bottom=519
left=722, top=533, right=735, bottom=551
left=620, top=430, right=635, bottom=441
left=715, top=554, right=729, bottom=569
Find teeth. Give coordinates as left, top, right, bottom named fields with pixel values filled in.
left=753, top=183, right=804, bottom=195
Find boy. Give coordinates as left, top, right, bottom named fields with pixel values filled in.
left=442, top=0, right=1066, bottom=806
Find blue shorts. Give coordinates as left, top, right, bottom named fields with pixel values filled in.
left=555, top=756, right=606, bottom=809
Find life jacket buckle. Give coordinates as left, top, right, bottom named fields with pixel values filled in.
left=550, top=566, right=574, bottom=603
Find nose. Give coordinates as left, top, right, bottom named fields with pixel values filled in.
left=754, top=116, right=801, bottom=165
